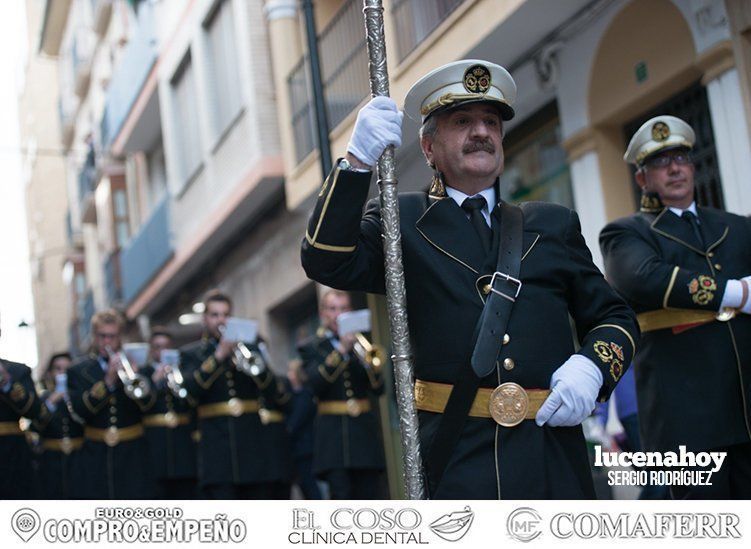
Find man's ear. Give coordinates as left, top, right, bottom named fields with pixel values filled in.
left=420, top=136, right=434, bottom=167
left=635, top=168, right=648, bottom=191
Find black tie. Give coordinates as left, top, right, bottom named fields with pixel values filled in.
left=462, top=196, right=492, bottom=254
left=681, top=211, right=705, bottom=249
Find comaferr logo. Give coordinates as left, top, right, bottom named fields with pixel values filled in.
left=429, top=507, right=475, bottom=542
left=550, top=513, right=741, bottom=539
left=507, top=507, right=542, bottom=542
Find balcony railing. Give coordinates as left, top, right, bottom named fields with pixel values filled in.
left=104, top=249, right=122, bottom=305
left=100, top=2, right=157, bottom=149
left=121, top=197, right=173, bottom=304
left=392, top=0, right=466, bottom=61
left=288, top=0, right=369, bottom=163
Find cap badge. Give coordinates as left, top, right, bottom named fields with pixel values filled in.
left=463, top=64, right=491, bottom=94
left=651, top=121, right=670, bottom=142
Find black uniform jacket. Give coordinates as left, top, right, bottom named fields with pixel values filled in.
left=67, top=355, right=156, bottom=499
left=33, top=391, right=85, bottom=499
left=299, top=332, right=386, bottom=474
left=140, top=364, right=198, bottom=481
left=600, top=206, right=751, bottom=453
left=181, top=337, right=292, bottom=487
left=301, top=166, right=639, bottom=499
left=0, top=359, right=41, bottom=498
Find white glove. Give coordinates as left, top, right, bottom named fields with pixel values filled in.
left=347, top=96, right=403, bottom=168
left=535, top=354, right=603, bottom=427
left=721, top=277, right=751, bottom=314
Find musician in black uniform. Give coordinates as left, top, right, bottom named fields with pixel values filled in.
left=298, top=290, right=386, bottom=499
left=0, top=343, right=41, bottom=499
left=67, top=309, right=156, bottom=499
left=141, top=327, right=198, bottom=499
left=181, top=290, right=291, bottom=499
left=600, top=115, right=751, bottom=498
left=33, top=352, right=84, bottom=499
left=301, top=60, right=639, bottom=499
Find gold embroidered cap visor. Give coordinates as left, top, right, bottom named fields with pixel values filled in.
left=624, top=115, right=696, bottom=165
left=404, top=59, right=517, bottom=123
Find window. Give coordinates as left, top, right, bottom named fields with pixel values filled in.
left=203, top=0, right=242, bottom=141
left=170, top=52, right=203, bottom=185
left=501, top=103, right=574, bottom=208
left=112, top=187, right=130, bottom=248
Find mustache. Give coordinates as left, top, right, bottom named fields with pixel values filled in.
left=463, top=140, right=495, bottom=154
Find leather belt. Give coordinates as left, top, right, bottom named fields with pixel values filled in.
left=85, top=424, right=145, bottom=447
left=197, top=399, right=284, bottom=423
left=415, top=379, right=550, bottom=427
left=318, top=399, right=371, bottom=417
left=637, top=307, right=735, bottom=333
left=143, top=412, right=191, bottom=428
left=42, top=437, right=84, bottom=454
left=0, top=421, right=22, bottom=436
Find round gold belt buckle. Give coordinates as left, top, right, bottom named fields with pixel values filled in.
left=164, top=411, right=179, bottom=428
left=104, top=426, right=120, bottom=447
left=227, top=398, right=243, bottom=417
left=60, top=436, right=73, bottom=455
left=489, top=382, right=529, bottom=427
left=346, top=398, right=362, bottom=417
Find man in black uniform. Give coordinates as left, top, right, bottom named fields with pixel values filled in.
left=141, top=328, right=198, bottom=499
left=67, top=309, right=156, bottom=499
left=298, top=289, right=385, bottom=499
left=0, top=338, right=41, bottom=499
left=34, top=352, right=84, bottom=499
left=301, top=59, right=638, bottom=499
left=600, top=115, right=751, bottom=498
left=181, top=290, right=291, bottom=499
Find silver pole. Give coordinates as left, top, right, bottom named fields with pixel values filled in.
left=361, top=0, right=425, bottom=500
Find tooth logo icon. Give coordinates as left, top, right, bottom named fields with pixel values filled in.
left=12, top=508, right=41, bottom=542
left=429, top=506, right=474, bottom=542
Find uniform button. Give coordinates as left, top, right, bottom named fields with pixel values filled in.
left=502, top=333, right=510, bottom=345
left=346, top=389, right=354, bottom=397
left=708, top=252, right=714, bottom=258
left=483, top=284, right=491, bottom=295
left=109, top=396, right=116, bottom=404
left=110, top=417, right=117, bottom=424
left=503, top=358, right=515, bottom=371
left=225, top=371, right=232, bottom=378
left=228, top=389, right=236, bottom=397
left=109, top=407, right=117, bottom=413
left=714, top=264, right=722, bottom=271
left=343, top=371, right=350, bottom=378
left=227, top=380, right=234, bottom=387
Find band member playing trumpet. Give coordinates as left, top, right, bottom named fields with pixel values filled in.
left=298, top=289, right=386, bottom=499
left=181, top=290, right=291, bottom=499
left=141, top=328, right=198, bottom=499
left=67, top=309, right=156, bottom=499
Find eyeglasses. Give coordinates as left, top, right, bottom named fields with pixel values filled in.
left=96, top=332, right=118, bottom=339
left=643, top=151, right=693, bottom=169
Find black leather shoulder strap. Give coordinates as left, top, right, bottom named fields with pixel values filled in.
left=426, top=201, right=524, bottom=495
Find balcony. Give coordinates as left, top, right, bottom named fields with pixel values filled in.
left=121, top=197, right=173, bottom=305
left=78, top=147, right=98, bottom=223
left=58, top=96, right=76, bottom=151
left=104, top=249, right=122, bottom=305
left=100, top=2, right=157, bottom=150
left=287, top=0, right=369, bottom=163
left=71, top=29, right=94, bottom=98
left=392, top=0, right=467, bottom=61
left=77, top=289, right=95, bottom=348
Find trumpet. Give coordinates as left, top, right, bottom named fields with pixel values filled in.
left=106, top=346, right=152, bottom=400
left=219, top=326, right=269, bottom=377
left=352, top=333, right=386, bottom=372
